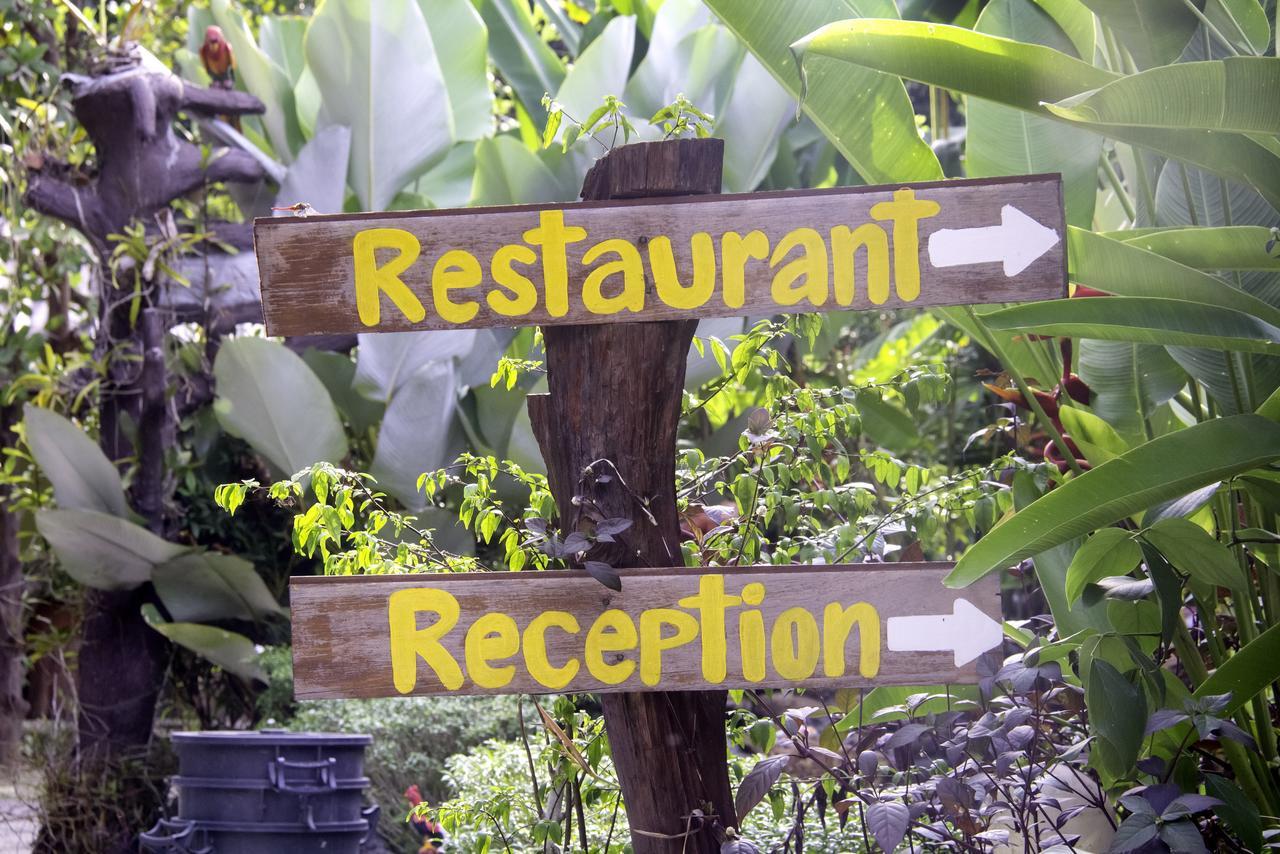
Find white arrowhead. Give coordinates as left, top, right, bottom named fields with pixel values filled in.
left=886, top=598, right=1004, bottom=667
left=927, top=204, right=1059, bottom=278
left=998, top=204, right=1060, bottom=276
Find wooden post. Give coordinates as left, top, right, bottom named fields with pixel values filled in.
left=527, top=138, right=733, bottom=853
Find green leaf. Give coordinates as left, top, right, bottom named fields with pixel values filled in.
left=947, top=415, right=1280, bottom=586
left=1075, top=0, right=1200, bottom=69
left=1078, top=341, right=1185, bottom=438
left=35, top=509, right=186, bottom=591
left=1204, top=0, right=1272, bottom=55
left=979, top=297, right=1280, bottom=356
left=1143, top=518, right=1244, bottom=589
left=1203, top=774, right=1265, bottom=854
left=370, top=361, right=460, bottom=511
left=142, top=604, right=267, bottom=683
left=214, top=338, right=348, bottom=477
left=791, top=18, right=1280, bottom=209
left=153, top=552, right=287, bottom=623
left=23, top=405, right=128, bottom=518
left=704, top=0, right=942, bottom=184
left=301, top=348, right=386, bottom=435
left=1046, top=59, right=1280, bottom=135
left=965, top=0, right=1101, bottom=228
left=549, top=17, right=636, bottom=139
left=1065, top=528, right=1141, bottom=604
left=417, top=0, right=493, bottom=141
left=1109, top=226, right=1280, bottom=272
left=1058, top=406, right=1129, bottom=465
left=470, top=136, right=576, bottom=206
left=854, top=390, right=918, bottom=452
left=1195, top=620, right=1280, bottom=714
left=474, top=0, right=566, bottom=126
left=1068, top=228, right=1280, bottom=328
left=305, top=0, right=454, bottom=209
left=1086, top=658, right=1146, bottom=779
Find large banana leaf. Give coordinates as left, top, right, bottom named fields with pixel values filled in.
left=946, top=414, right=1280, bottom=586
left=964, top=0, right=1101, bottom=228
left=1195, top=621, right=1280, bottom=715
left=715, top=53, right=796, bottom=193
left=981, top=297, right=1280, bottom=355
left=418, top=0, right=493, bottom=142
left=473, top=0, right=566, bottom=126
left=1204, top=0, right=1272, bottom=55
left=1108, top=226, right=1280, bottom=271
left=470, top=136, right=575, bottom=205
left=35, top=509, right=186, bottom=591
left=152, top=552, right=287, bottom=623
left=214, top=338, right=349, bottom=477
left=550, top=16, right=636, bottom=132
left=703, top=0, right=942, bottom=184
left=23, top=405, right=128, bottom=518
left=1067, top=228, right=1280, bottom=327
left=625, top=0, right=719, bottom=116
left=305, top=0, right=454, bottom=210
left=142, top=605, right=267, bottom=683
left=275, top=123, right=351, bottom=214
left=792, top=19, right=1280, bottom=208
left=1045, top=58, right=1280, bottom=134
left=354, top=331, right=477, bottom=403
left=370, top=361, right=462, bottom=510
left=1075, top=0, right=1200, bottom=68
left=1078, top=340, right=1185, bottom=437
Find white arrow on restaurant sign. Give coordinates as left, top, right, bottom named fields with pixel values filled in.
left=927, top=204, right=1061, bottom=277
left=886, top=598, right=1004, bottom=667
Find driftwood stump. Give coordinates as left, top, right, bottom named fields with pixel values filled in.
left=528, top=138, right=735, bottom=853
left=23, top=52, right=265, bottom=765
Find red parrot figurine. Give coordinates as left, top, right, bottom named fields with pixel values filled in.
left=404, top=784, right=447, bottom=853
left=199, top=25, right=235, bottom=90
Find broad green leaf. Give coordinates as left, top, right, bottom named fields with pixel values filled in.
left=1195, top=620, right=1280, bottom=714
left=1086, top=659, right=1146, bottom=780
left=1058, top=406, right=1129, bottom=465
left=715, top=53, right=796, bottom=193
left=979, top=297, right=1280, bottom=356
left=23, top=405, right=128, bottom=517
left=625, top=0, right=721, bottom=117
left=355, top=330, right=476, bottom=403
left=1143, top=518, right=1244, bottom=588
left=1075, top=0, right=1200, bottom=68
left=302, top=348, right=385, bottom=435
left=1109, top=226, right=1280, bottom=271
left=1204, top=0, right=1272, bottom=55
left=551, top=16, right=636, bottom=135
left=1078, top=341, right=1185, bottom=438
left=1046, top=59, right=1280, bottom=134
left=1032, top=0, right=1097, bottom=59
left=305, top=0, right=454, bottom=209
left=213, top=338, right=348, bottom=477
left=260, top=15, right=309, bottom=84
left=1065, top=527, right=1141, bottom=603
left=792, top=19, right=1280, bottom=208
left=211, top=0, right=303, bottom=160
left=854, top=390, right=918, bottom=452
left=371, top=361, right=461, bottom=511
left=153, top=552, right=287, bottom=623
left=703, top=0, right=942, bottom=184
left=1068, top=228, right=1280, bottom=327
left=36, top=509, right=186, bottom=591
left=946, top=415, right=1280, bottom=586
left=275, top=123, right=351, bottom=215
left=1204, top=774, right=1265, bottom=854
left=966, top=0, right=1101, bottom=228
left=474, top=0, right=566, bottom=126
left=142, top=604, right=267, bottom=683
left=418, top=0, right=493, bottom=141
left=470, top=136, right=575, bottom=206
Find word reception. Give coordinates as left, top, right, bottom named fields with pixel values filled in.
left=255, top=175, right=1065, bottom=337
left=288, top=564, right=1003, bottom=699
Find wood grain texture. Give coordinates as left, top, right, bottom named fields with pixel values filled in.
left=290, top=564, right=1002, bottom=700
left=255, top=173, right=1067, bottom=337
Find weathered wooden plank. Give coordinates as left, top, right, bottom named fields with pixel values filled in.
left=289, top=564, right=1003, bottom=700
left=255, top=174, right=1066, bottom=337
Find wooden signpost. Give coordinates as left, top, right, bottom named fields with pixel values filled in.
left=256, top=138, right=1066, bottom=851
left=290, top=564, right=1002, bottom=700
left=254, top=173, right=1065, bottom=338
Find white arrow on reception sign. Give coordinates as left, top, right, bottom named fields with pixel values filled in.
left=927, top=204, right=1061, bottom=277
left=886, top=598, right=1005, bottom=667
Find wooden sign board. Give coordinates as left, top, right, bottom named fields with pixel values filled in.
left=255, top=174, right=1066, bottom=337
left=290, top=563, right=1002, bottom=700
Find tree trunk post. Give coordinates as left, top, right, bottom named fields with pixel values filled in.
left=527, top=137, right=734, bottom=854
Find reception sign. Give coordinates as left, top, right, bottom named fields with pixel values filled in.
left=289, top=563, right=1003, bottom=700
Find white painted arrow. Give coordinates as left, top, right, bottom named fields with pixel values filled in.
left=886, top=599, right=1003, bottom=667
left=927, top=204, right=1060, bottom=277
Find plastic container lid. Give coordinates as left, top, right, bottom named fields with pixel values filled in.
left=171, top=731, right=372, bottom=747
